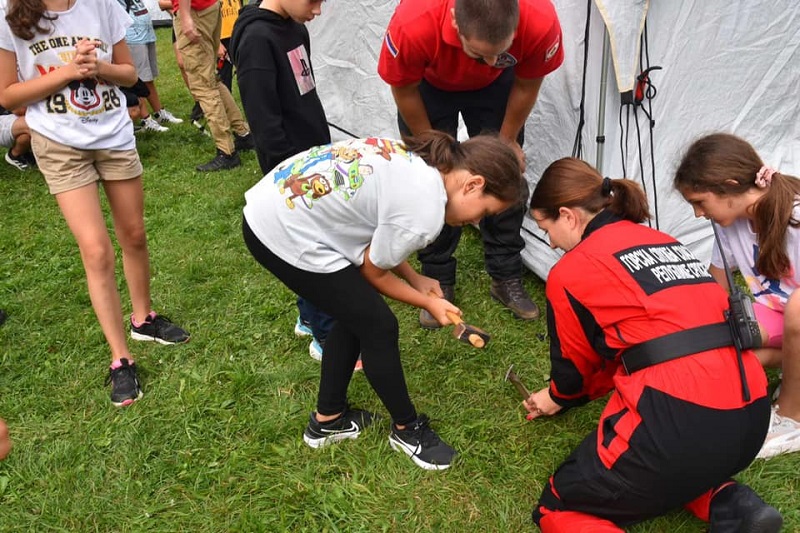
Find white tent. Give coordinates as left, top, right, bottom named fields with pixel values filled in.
left=308, top=0, right=800, bottom=280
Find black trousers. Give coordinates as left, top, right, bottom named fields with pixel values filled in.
left=243, top=217, right=418, bottom=425
left=533, top=388, right=770, bottom=529
left=398, top=68, right=526, bottom=285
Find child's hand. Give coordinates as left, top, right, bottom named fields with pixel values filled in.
left=425, top=297, right=462, bottom=327
left=522, top=387, right=562, bottom=420
left=71, top=39, right=99, bottom=79
left=410, top=274, right=443, bottom=298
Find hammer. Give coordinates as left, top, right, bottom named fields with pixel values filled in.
left=428, top=291, right=491, bottom=348
left=505, top=364, right=531, bottom=399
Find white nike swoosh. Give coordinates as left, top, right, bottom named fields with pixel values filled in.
left=320, top=421, right=359, bottom=434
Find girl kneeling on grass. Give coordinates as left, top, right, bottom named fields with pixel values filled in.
left=243, top=131, right=526, bottom=471
left=676, top=133, right=800, bottom=459
left=525, top=158, right=780, bottom=532
left=0, top=0, right=189, bottom=407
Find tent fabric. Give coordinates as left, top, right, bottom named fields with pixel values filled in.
left=308, top=0, right=800, bottom=281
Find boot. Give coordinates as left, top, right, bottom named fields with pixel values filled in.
left=490, top=278, right=540, bottom=320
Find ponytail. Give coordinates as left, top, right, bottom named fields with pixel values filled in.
left=675, top=133, right=800, bottom=279
left=530, top=157, right=650, bottom=223
left=6, top=0, right=56, bottom=40
left=402, top=130, right=527, bottom=205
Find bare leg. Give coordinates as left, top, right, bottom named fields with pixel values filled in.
left=144, top=80, right=163, bottom=114
left=55, top=184, right=132, bottom=362
left=103, top=177, right=152, bottom=325
left=777, top=291, right=800, bottom=420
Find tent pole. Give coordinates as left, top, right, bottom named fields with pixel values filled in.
left=595, top=27, right=611, bottom=172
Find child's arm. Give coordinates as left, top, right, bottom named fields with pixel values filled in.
left=709, top=264, right=731, bottom=292
left=93, top=39, right=137, bottom=87
left=0, top=48, right=82, bottom=110
left=360, top=247, right=460, bottom=325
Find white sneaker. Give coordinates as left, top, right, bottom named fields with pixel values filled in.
left=140, top=116, right=169, bottom=132
left=756, top=404, right=800, bottom=459
left=308, top=338, right=362, bottom=372
left=154, top=108, right=184, bottom=124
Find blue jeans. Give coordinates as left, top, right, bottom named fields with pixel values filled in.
left=297, top=297, right=334, bottom=344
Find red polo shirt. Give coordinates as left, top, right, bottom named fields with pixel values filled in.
left=171, top=0, right=218, bottom=14
left=377, top=0, right=564, bottom=91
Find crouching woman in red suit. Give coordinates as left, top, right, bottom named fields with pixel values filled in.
left=525, top=157, right=782, bottom=532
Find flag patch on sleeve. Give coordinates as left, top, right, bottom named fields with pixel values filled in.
left=384, top=30, right=399, bottom=58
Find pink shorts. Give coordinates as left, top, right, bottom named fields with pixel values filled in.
left=753, top=302, right=783, bottom=348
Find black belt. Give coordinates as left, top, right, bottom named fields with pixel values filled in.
left=620, top=322, right=734, bottom=374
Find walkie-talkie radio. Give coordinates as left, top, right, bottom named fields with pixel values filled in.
left=711, top=222, right=762, bottom=351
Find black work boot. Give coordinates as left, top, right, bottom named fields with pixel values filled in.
left=196, top=149, right=241, bottom=172
left=709, top=483, right=782, bottom=533
left=490, top=278, right=540, bottom=320
left=419, top=285, right=455, bottom=329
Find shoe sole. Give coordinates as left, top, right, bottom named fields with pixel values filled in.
left=388, top=435, right=452, bottom=471
left=131, top=331, right=190, bottom=345
left=489, top=290, right=540, bottom=321
left=303, top=430, right=361, bottom=449
left=111, top=389, right=143, bottom=408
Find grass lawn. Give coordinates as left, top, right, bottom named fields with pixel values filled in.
left=0, top=28, right=797, bottom=532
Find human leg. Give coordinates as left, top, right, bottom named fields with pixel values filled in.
left=456, top=72, right=539, bottom=320
left=397, top=81, right=461, bottom=327
left=175, top=4, right=237, bottom=162
left=757, top=292, right=800, bottom=458
left=534, top=389, right=771, bottom=529
left=56, top=184, right=131, bottom=361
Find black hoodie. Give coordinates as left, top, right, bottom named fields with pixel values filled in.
left=230, top=5, right=330, bottom=174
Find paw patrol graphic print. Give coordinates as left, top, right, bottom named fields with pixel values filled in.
left=274, top=138, right=411, bottom=210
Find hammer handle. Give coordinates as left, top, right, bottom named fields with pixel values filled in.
left=445, top=310, right=464, bottom=325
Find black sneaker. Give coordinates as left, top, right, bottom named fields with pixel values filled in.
left=22, top=152, right=37, bottom=168
left=5, top=150, right=29, bottom=170
left=709, top=483, right=782, bottom=532
left=196, top=149, right=241, bottom=172
left=303, top=406, right=377, bottom=449
left=234, top=132, right=255, bottom=152
left=490, top=278, right=540, bottom=320
left=130, top=313, right=190, bottom=345
left=105, top=358, right=143, bottom=407
left=419, top=285, right=454, bottom=329
left=189, top=101, right=204, bottom=123
left=389, top=414, right=457, bottom=470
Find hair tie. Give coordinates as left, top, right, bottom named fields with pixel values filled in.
left=601, top=177, right=612, bottom=197
left=755, top=166, right=776, bottom=188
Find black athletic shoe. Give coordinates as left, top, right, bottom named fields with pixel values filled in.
left=196, top=149, right=241, bottom=172
left=5, top=150, right=29, bottom=170
left=189, top=101, right=204, bottom=122
left=234, top=132, right=255, bottom=152
left=130, top=313, right=190, bottom=345
left=303, top=407, right=377, bottom=449
left=389, top=414, right=457, bottom=470
left=105, top=358, right=143, bottom=407
left=709, top=483, right=783, bottom=533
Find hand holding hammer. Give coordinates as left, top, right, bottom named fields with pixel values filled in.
left=427, top=291, right=491, bottom=349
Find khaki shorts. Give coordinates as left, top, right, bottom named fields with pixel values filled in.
left=31, top=130, right=143, bottom=195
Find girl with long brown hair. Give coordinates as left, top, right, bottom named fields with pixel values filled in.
left=675, top=133, right=800, bottom=460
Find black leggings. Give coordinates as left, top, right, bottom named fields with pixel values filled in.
left=243, top=217, right=418, bottom=425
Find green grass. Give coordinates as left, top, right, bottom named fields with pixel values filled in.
left=0, top=28, right=797, bottom=532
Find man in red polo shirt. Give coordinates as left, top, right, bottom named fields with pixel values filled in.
left=378, top=0, right=563, bottom=325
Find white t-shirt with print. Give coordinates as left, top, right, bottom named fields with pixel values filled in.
left=243, top=138, right=447, bottom=273
left=711, top=203, right=800, bottom=311
left=0, top=0, right=134, bottom=150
